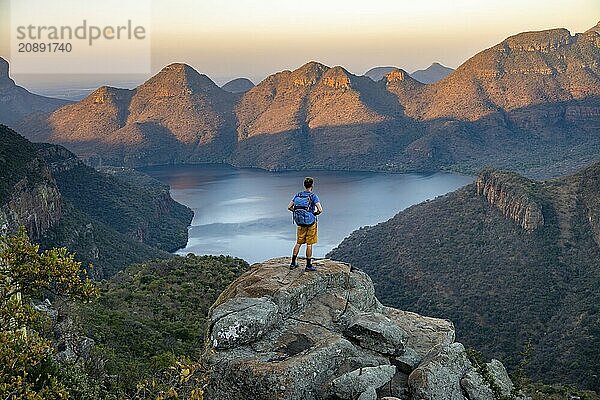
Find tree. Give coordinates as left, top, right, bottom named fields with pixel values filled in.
left=0, top=227, right=98, bottom=399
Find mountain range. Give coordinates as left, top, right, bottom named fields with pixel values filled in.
left=4, top=23, right=600, bottom=177
left=329, top=162, right=600, bottom=391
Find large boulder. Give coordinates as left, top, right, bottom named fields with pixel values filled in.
left=487, top=359, right=514, bottom=396
left=209, top=296, right=279, bottom=349
left=409, top=343, right=473, bottom=400
left=203, top=258, right=517, bottom=400
left=331, top=365, right=397, bottom=399
left=344, top=312, right=406, bottom=356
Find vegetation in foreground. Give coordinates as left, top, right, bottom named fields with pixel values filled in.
left=0, top=227, right=97, bottom=398
left=75, top=254, right=249, bottom=396
left=1, top=227, right=597, bottom=399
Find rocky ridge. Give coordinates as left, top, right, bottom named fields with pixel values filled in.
left=412, top=28, right=600, bottom=121
left=203, top=258, right=518, bottom=400
left=8, top=24, right=600, bottom=176
left=475, top=169, right=544, bottom=232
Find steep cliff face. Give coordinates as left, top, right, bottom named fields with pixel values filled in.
left=204, top=258, right=519, bottom=400
left=0, top=126, right=62, bottom=239
left=0, top=157, right=62, bottom=240
left=36, top=142, right=193, bottom=253
left=476, top=169, right=544, bottom=232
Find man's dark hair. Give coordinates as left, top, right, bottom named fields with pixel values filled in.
left=304, top=177, right=314, bottom=189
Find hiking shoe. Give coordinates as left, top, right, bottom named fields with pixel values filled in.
left=305, top=264, right=317, bottom=272
left=289, top=262, right=299, bottom=270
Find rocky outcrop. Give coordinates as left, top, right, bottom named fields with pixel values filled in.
left=203, top=258, right=518, bottom=400
left=476, top=169, right=544, bottom=232
left=504, top=28, right=573, bottom=52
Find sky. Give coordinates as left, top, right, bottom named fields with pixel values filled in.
left=0, top=0, right=598, bottom=91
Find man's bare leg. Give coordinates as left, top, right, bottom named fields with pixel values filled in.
left=306, top=244, right=313, bottom=259
left=293, top=243, right=302, bottom=257
left=290, top=243, right=302, bottom=268
left=305, top=244, right=315, bottom=270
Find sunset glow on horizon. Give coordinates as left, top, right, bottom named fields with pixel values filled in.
left=0, top=0, right=597, bottom=85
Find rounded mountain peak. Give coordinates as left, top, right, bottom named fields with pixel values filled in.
left=155, top=63, right=208, bottom=82
left=85, top=86, right=133, bottom=105
left=222, top=78, right=255, bottom=94
left=291, top=61, right=330, bottom=87
left=160, top=62, right=195, bottom=73
left=296, top=61, right=330, bottom=74
left=142, top=62, right=220, bottom=94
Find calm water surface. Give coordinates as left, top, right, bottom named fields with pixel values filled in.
left=142, top=165, right=473, bottom=263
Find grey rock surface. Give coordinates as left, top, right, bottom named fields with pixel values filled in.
left=393, top=347, right=421, bottom=374
left=331, top=365, right=396, bottom=399
left=210, top=296, right=279, bottom=349
left=461, top=369, right=496, bottom=400
left=203, top=258, right=516, bottom=400
left=344, top=312, right=406, bottom=356
left=409, top=343, right=473, bottom=400
left=358, top=386, right=378, bottom=400
left=487, top=359, right=515, bottom=396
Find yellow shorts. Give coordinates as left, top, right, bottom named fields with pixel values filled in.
left=297, top=223, right=318, bottom=245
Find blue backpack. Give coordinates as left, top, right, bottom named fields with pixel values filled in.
left=292, top=192, right=316, bottom=226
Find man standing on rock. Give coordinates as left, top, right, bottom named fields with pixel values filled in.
left=288, top=177, right=323, bottom=271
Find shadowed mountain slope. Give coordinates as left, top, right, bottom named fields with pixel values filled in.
left=0, top=125, right=192, bottom=278
left=222, top=77, right=255, bottom=93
